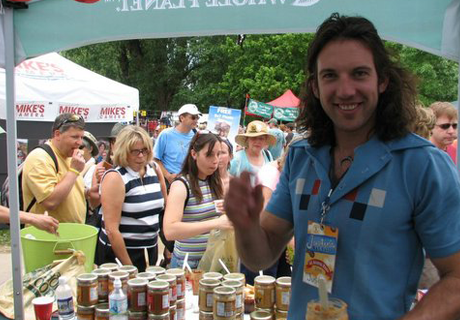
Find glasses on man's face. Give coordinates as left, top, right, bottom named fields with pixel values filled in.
left=130, top=148, right=149, bottom=156
left=189, top=115, right=199, bottom=120
left=56, top=114, right=82, bottom=130
left=436, top=123, right=458, bottom=130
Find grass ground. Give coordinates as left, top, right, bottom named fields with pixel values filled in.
left=0, top=230, right=11, bottom=252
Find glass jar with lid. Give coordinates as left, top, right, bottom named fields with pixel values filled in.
left=77, top=273, right=98, bottom=306
left=147, top=280, right=170, bottom=315
left=128, top=278, right=148, bottom=312
left=156, top=274, right=177, bottom=306
left=213, top=286, right=236, bottom=320
left=254, top=275, right=276, bottom=310
left=198, top=278, right=221, bottom=312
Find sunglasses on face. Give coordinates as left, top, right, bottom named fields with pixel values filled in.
left=436, top=123, right=458, bottom=130
left=189, top=115, right=199, bottom=120
left=56, top=114, right=82, bottom=130
left=130, top=148, right=149, bottom=156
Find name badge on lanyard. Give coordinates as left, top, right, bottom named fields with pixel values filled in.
left=303, top=221, right=339, bottom=293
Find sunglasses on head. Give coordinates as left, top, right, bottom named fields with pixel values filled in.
left=436, top=123, right=458, bottom=130
left=56, top=114, right=82, bottom=130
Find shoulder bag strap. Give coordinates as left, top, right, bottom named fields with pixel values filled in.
left=25, top=144, right=59, bottom=212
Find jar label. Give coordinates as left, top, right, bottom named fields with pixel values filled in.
left=98, top=280, right=108, bottom=295
left=57, top=296, right=74, bottom=316
left=206, top=293, right=213, bottom=308
left=162, top=293, right=169, bottom=309
left=177, top=283, right=183, bottom=297
left=282, top=291, right=290, bottom=305
left=177, top=307, right=185, bottom=320
left=255, top=287, right=275, bottom=308
left=138, top=291, right=146, bottom=306
left=172, top=285, right=177, bottom=300
left=236, top=293, right=242, bottom=308
left=90, top=286, right=98, bottom=302
left=216, top=301, right=235, bottom=317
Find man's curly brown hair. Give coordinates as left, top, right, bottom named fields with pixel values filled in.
left=297, top=13, right=418, bottom=147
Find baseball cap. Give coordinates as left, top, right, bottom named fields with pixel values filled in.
left=177, top=104, right=202, bottom=117
left=109, top=122, right=127, bottom=138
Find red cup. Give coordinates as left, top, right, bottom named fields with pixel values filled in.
left=32, top=296, right=54, bottom=320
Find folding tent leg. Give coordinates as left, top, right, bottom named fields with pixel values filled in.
left=457, top=62, right=460, bottom=174
left=4, top=7, right=25, bottom=320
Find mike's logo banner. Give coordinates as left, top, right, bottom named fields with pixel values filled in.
left=0, top=101, right=133, bottom=123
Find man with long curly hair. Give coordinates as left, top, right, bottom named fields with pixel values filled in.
left=225, top=13, right=460, bottom=320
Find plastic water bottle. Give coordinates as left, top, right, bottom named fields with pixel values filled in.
left=109, top=278, right=128, bottom=320
left=56, top=276, right=75, bottom=320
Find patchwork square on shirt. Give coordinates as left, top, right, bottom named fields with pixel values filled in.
left=347, top=187, right=387, bottom=221
left=297, top=179, right=321, bottom=210
left=368, top=188, right=386, bottom=208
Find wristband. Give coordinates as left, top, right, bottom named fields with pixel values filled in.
left=69, top=168, right=80, bottom=176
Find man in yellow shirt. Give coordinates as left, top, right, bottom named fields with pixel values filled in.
left=22, top=113, right=87, bottom=223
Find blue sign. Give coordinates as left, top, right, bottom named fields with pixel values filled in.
left=207, top=106, right=242, bottom=151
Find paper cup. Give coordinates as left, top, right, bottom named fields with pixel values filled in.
left=191, top=269, right=203, bottom=295
left=32, top=296, right=54, bottom=320
left=214, top=199, right=224, bottom=213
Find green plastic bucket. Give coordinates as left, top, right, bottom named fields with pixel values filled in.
left=20, top=223, right=98, bottom=273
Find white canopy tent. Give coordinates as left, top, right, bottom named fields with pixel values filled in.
left=0, top=52, right=139, bottom=123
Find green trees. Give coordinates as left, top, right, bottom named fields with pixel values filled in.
left=386, top=42, right=458, bottom=106
left=63, top=35, right=458, bottom=113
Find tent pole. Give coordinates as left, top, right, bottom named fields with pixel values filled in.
left=457, top=61, right=460, bottom=174
left=4, top=7, right=25, bottom=319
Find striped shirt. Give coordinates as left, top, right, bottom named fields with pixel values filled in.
left=99, top=164, right=164, bottom=249
left=173, top=177, right=220, bottom=263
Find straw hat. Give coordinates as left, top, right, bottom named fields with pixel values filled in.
left=83, top=131, right=99, bottom=157
left=235, top=120, right=277, bottom=148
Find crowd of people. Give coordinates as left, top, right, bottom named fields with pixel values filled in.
left=1, top=12, right=460, bottom=320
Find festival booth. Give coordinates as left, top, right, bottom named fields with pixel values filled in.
left=0, top=52, right=139, bottom=185
left=245, top=90, right=300, bottom=122
left=0, top=0, right=459, bottom=319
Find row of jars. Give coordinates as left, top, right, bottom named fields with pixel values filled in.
left=75, top=302, right=182, bottom=320
left=252, top=275, right=291, bottom=319
left=198, top=271, right=245, bottom=319
left=197, top=273, right=291, bottom=319
left=76, top=264, right=187, bottom=319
